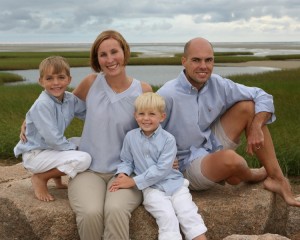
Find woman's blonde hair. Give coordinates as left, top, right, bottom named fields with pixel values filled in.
left=39, top=56, right=70, bottom=78
left=90, top=30, right=130, bottom=72
left=134, top=92, right=166, bottom=113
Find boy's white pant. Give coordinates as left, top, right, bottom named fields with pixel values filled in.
left=142, top=179, right=207, bottom=240
left=22, top=138, right=91, bottom=178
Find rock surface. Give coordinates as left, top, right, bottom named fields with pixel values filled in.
left=223, top=233, right=291, bottom=240
left=0, top=163, right=299, bottom=240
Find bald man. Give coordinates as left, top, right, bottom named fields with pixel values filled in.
left=157, top=37, right=300, bottom=207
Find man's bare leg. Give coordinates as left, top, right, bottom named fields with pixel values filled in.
left=246, top=167, right=267, bottom=184
left=256, top=126, right=300, bottom=207
left=221, top=101, right=300, bottom=207
left=201, top=150, right=267, bottom=185
left=31, top=168, right=65, bottom=202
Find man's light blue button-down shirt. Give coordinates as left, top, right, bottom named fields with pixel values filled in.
left=157, top=70, right=276, bottom=171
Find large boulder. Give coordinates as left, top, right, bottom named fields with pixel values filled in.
left=0, top=163, right=298, bottom=240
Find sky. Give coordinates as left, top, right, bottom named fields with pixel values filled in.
left=1, top=0, right=299, bottom=44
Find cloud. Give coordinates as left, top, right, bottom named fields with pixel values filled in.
left=0, top=0, right=299, bottom=42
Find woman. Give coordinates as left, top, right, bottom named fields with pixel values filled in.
left=68, top=30, right=152, bottom=240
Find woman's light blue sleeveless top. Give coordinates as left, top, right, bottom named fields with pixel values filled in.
left=79, top=73, right=142, bottom=173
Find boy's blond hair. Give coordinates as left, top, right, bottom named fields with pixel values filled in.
left=39, top=56, right=70, bottom=78
left=134, top=92, right=165, bottom=113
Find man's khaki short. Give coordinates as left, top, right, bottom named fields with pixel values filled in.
left=183, top=119, right=239, bottom=191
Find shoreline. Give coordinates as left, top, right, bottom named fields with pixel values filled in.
left=215, top=60, right=300, bottom=69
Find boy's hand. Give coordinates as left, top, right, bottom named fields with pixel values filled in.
left=109, top=173, right=135, bottom=192
left=172, top=158, right=179, bottom=170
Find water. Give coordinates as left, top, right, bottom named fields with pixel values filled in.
left=2, top=41, right=294, bottom=86
left=4, top=65, right=279, bottom=88
left=1, top=42, right=300, bottom=56
left=131, top=42, right=300, bottom=57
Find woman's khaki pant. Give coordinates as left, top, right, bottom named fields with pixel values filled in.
left=68, top=170, right=142, bottom=240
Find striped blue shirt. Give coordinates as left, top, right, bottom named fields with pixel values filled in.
left=157, top=70, right=276, bottom=171
left=116, top=125, right=184, bottom=196
left=14, top=90, right=86, bottom=156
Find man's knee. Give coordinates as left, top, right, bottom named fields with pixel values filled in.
left=221, top=101, right=255, bottom=138
left=233, top=101, right=255, bottom=117
left=223, top=150, right=247, bottom=172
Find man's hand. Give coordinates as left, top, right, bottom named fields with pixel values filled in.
left=246, top=123, right=264, bottom=155
left=109, top=173, right=135, bottom=192
left=246, top=112, right=270, bottom=155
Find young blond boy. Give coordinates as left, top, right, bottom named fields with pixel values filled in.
left=109, top=92, right=207, bottom=240
left=14, top=56, right=91, bottom=202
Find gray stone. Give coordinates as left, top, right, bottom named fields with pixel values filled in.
left=223, top=233, right=290, bottom=240
left=0, top=163, right=298, bottom=240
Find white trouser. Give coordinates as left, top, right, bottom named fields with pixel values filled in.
left=22, top=138, right=91, bottom=178
left=142, top=179, right=207, bottom=240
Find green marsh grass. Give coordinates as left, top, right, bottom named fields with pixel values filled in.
left=1, top=68, right=300, bottom=175
left=230, top=68, right=300, bottom=176
left=0, top=51, right=299, bottom=175
left=2, top=51, right=300, bottom=72
left=0, top=72, right=24, bottom=84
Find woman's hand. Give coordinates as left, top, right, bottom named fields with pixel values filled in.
left=20, top=120, right=27, bottom=143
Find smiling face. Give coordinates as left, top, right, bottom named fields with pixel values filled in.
left=135, top=108, right=166, bottom=136
left=39, top=67, right=71, bottom=101
left=97, top=38, right=126, bottom=78
left=134, top=92, right=167, bottom=136
left=182, top=38, right=214, bottom=90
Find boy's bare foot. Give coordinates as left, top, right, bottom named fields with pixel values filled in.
left=264, top=176, right=300, bottom=207
left=53, top=177, right=68, bottom=189
left=248, top=167, right=268, bottom=183
left=31, top=175, right=54, bottom=202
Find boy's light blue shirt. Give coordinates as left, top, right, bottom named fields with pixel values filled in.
left=157, top=70, right=276, bottom=171
left=116, top=125, right=184, bottom=196
left=14, top=90, right=86, bottom=157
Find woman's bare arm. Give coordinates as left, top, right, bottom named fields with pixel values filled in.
left=73, top=73, right=97, bottom=101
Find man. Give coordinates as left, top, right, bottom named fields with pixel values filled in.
left=157, top=37, right=300, bottom=207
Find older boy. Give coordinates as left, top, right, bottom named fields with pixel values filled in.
left=14, top=56, right=91, bottom=202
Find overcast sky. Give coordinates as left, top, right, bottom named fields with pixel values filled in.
left=1, top=0, right=299, bottom=43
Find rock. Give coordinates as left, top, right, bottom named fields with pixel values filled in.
left=0, top=163, right=298, bottom=240
left=223, top=233, right=291, bottom=240
left=286, top=197, right=300, bottom=240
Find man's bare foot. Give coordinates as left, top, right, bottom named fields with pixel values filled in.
left=248, top=167, right=268, bottom=183
left=53, top=177, right=68, bottom=189
left=31, top=175, right=54, bottom=202
left=264, top=176, right=300, bottom=207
